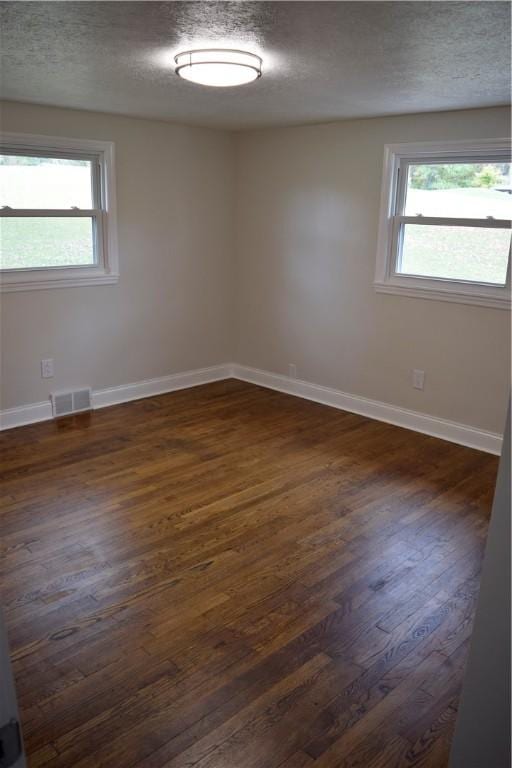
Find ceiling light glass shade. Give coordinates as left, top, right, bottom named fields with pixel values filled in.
left=174, top=49, right=262, bottom=87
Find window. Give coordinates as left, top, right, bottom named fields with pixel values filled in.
left=0, top=133, right=118, bottom=291
left=375, top=140, right=511, bottom=309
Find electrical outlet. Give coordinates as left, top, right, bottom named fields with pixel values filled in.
left=412, top=369, right=425, bottom=390
left=288, top=363, right=297, bottom=379
left=41, top=358, right=54, bottom=379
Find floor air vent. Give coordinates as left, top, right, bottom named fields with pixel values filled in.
left=51, top=388, right=92, bottom=418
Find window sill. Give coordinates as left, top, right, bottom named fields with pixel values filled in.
left=0, top=272, right=119, bottom=292
left=374, top=280, right=511, bottom=310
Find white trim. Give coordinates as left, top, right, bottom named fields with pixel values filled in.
left=93, top=365, right=231, bottom=409
left=0, top=401, right=54, bottom=430
left=375, top=138, right=511, bottom=310
left=0, top=364, right=231, bottom=431
left=374, top=280, right=510, bottom=309
left=0, top=362, right=502, bottom=455
left=0, top=132, right=119, bottom=292
left=1, top=274, right=120, bottom=292
left=383, top=138, right=511, bottom=159
left=231, top=364, right=502, bottom=455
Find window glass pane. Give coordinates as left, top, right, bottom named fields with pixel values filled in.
left=404, top=162, right=512, bottom=219
left=399, top=224, right=510, bottom=285
left=0, top=154, right=94, bottom=209
left=0, top=217, right=95, bottom=269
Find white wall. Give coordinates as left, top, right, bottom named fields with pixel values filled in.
left=235, top=107, right=510, bottom=434
left=1, top=102, right=509, bottom=437
left=0, top=101, right=235, bottom=410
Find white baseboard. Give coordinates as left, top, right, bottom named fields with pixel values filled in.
left=0, top=401, right=53, bottom=431
left=0, top=361, right=502, bottom=454
left=92, top=364, right=232, bottom=410
left=0, top=364, right=231, bottom=431
left=231, top=364, right=502, bottom=455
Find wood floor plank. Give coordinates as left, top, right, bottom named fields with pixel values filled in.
left=0, top=380, right=497, bottom=768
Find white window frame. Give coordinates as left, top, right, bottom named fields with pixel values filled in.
left=374, top=139, right=511, bottom=309
left=0, top=132, right=118, bottom=292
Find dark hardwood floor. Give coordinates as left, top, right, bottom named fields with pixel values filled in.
left=0, top=379, right=498, bottom=768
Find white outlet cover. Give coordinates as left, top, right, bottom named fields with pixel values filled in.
left=413, top=369, right=425, bottom=390
left=41, top=358, right=54, bottom=378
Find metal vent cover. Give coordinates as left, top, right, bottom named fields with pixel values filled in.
left=73, top=388, right=92, bottom=413
left=51, top=388, right=91, bottom=418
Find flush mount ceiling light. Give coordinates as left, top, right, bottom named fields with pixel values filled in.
left=174, top=49, right=262, bottom=87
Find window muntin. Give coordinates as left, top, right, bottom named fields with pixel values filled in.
left=375, top=141, right=511, bottom=308
left=0, top=133, right=117, bottom=291
left=394, top=157, right=511, bottom=286
left=0, top=151, right=102, bottom=272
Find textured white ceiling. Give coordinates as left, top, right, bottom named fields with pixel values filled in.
left=1, top=1, right=510, bottom=129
